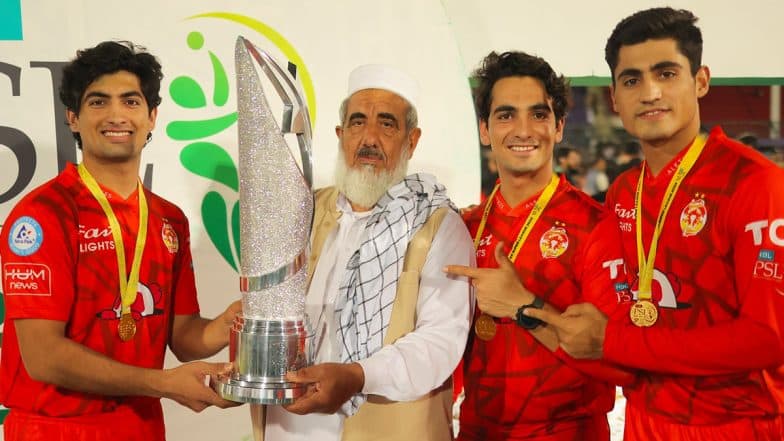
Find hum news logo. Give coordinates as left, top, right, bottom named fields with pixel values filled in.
left=3, top=263, right=52, bottom=296
left=169, top=12, right=315, bottom=272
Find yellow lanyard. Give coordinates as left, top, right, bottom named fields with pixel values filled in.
left=473, top=174, right=559, bottom=262
left=78, top=163, right=148, bottom=318
left=634, top=135, right=707, bottom=300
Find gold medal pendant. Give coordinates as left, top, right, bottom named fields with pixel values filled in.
left=118, top=313, right=137, bottom=341
left=630, top=300, right=658, bottom=327
left=474, top=313, right=497, bottom=341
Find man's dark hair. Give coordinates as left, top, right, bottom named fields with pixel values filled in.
left=473, top=51, right=570, bottom=125
left=605, top=7, right=702, bottom=81
left=59, top=41, right=163, bottom=147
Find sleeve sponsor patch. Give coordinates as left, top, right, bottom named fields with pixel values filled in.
left=7, top=216, right=44, bottom=256
left=3, top=263, right=52, bottom=296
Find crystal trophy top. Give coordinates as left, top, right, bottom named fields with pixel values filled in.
left=235, top=36, right=314, bottom=320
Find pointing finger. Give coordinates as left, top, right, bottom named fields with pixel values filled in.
left=522, top=306, right=567, bottom=329
left=443, top=264, right=480, bottom=278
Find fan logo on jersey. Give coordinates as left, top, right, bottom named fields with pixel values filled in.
left=8, top=216, right=43, bottom=256
left=476, top=233, right=492, bottom=258
left=539, top=223, right=569, bottom=259
left=162, top=220, right=179, bottom=254
left=79, top=224, right=115, bottom=253
left=680, top=194, right=707, bottom=237
left=97, top=281, right=165, bottom=321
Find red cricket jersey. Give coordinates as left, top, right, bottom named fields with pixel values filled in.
left=604, top=126, right=784, bottom=429
left=0, top=163, right=200, bottom=438
left=459, top=175, right=632, bottom=441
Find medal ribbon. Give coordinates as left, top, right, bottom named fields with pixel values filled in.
left=634, top=135, right=707, bottom=301
left=473, top=174, right=560, bottom=262
left=78, top=163, right=148, bottom=318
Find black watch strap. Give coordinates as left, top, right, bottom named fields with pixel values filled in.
left=515, top=296, right=545, bottom=330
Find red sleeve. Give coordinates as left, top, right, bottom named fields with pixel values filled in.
left=171, top=213, right=200, bottom=315
left=604, top=167, right=784, bottom=374
left=557, top=212, right=636, bottom=386
left=1, top=195, right=76, bottom=322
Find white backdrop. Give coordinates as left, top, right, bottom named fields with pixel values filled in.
left=0, top=1, right=781, bottom=439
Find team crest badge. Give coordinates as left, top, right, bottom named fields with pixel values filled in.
left=539, top=223, right=569, bottom=259
left=162, top=220, right=179, bottom=254
left=679, top=194, right=707, bottom=237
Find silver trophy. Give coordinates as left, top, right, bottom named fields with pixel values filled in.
left=213, top=36, right=314, bottom=405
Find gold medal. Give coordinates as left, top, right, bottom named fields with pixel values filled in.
left=474, top=313, right=497, bottom=341
left=630, top=300, right=658, bottom=327
left=118, top=313, right=137, bottom=341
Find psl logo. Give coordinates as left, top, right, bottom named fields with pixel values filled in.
left=168, top=12, right=315, bottom=271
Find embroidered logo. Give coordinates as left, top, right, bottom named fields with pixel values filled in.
left=539, top=223, right=569, bottom=259
left=8, top=216, right=43, bottom=256
left=162, top=220, right=179, bottom=254
left=680, top=193, right=707, bottom=237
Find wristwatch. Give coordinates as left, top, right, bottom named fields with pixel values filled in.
left=515, top=296, right=545, bottom=329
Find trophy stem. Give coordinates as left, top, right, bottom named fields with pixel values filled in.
left=214, top=316, right=312, bottom=404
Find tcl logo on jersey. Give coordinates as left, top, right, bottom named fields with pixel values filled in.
left=745, top=219, right=784, bottom=247
left=3, top=263, right=52, bottom=295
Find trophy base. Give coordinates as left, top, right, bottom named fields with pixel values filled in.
left=214, top=316, right=312, bottom=405
left=213, top=376, right=306, bottom=405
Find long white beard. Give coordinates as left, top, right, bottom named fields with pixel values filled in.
left=334, top=145, right=410, bottom=209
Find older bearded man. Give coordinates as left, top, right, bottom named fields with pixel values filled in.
left=264, top=64, right=474, bottom=441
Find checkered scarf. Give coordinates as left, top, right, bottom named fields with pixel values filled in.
left=334, top=173, right=454, bottom=415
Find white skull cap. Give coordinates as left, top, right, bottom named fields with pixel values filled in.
left=346, top=64, right=419, bottom=109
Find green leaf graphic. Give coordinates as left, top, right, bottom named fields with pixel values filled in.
left=201, top=191, right=236, bottom=271
left=232, top=200, right=241, bottom=266
left=180, top=142, right=239, bottom=191
left=169, top=76, right=207, bottom=109
left=166, top=112, right=237, bottom=141
left=209, top=51, right=229, bottom=106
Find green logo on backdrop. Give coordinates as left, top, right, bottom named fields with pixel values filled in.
left=167, top=12, right=315, bottom=271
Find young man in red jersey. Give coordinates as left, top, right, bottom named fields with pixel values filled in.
left=445, top=51, right=633, bottom=441
left=526, top=7, right=784, bottom=441
left=0, top=41, right=241, bottom=440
